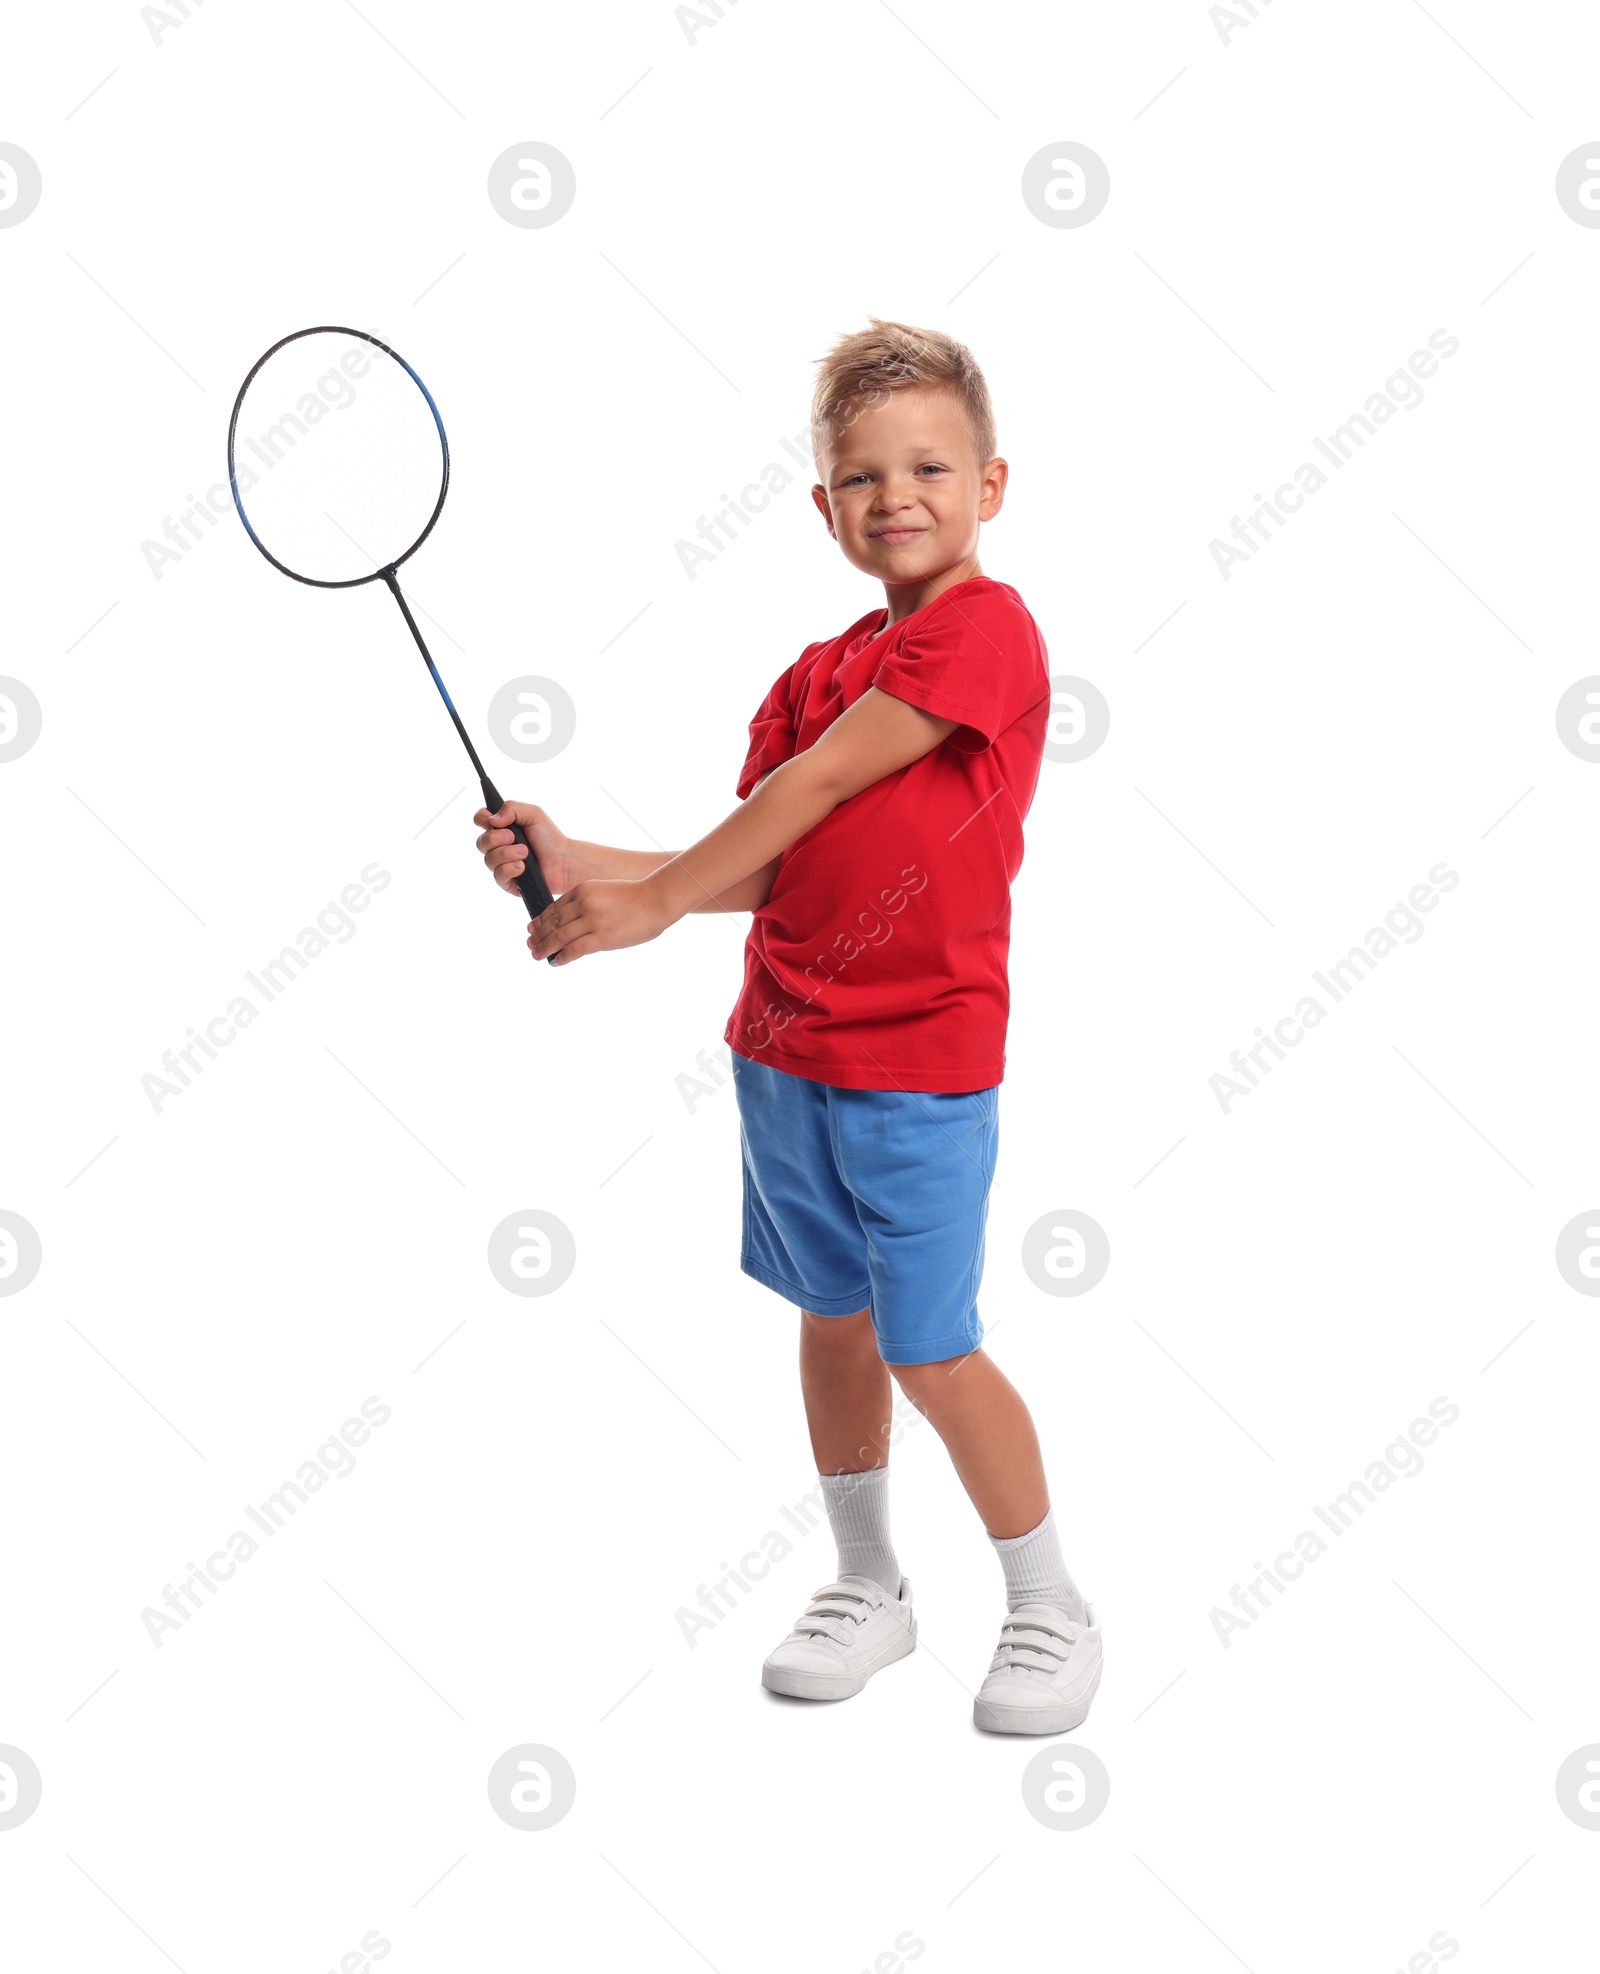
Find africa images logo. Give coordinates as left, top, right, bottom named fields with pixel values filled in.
left=1211, top=862, right=1459, bottom=1113
left=1207, top=331, right=1460, bottom=580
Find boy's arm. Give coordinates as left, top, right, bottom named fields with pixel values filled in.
left=678, top=767, right=781, bottom=911
left=564, top=839, right=780, bottom=911
left=528, top=688, right=957, bottom=964
left=476, top=800, right=779, bottom=913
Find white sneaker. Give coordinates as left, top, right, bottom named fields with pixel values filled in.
left=972, top=1601, right=1102, bottom=1735
left=761, top=1576, right=916, bottom=1701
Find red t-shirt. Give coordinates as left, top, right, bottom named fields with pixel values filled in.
left=723, top=576, right=1050, bottom=1092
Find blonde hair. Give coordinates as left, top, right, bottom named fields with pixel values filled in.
left=810, top=317, right=996, bottom=469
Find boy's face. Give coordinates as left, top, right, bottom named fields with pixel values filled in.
left=811, top=386, right=1006, bottom=584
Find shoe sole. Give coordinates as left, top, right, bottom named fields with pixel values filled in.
left=762, top=1625, right=916, bottom=1701
left=972, top=1655, right=1102, bottom=1736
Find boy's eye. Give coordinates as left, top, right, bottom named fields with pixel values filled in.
left=841, top=465, right=946, bottom=486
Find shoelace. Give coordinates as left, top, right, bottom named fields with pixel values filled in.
left=789, top=1582, right=881, bottom=1647
left=991, top=1614, right=1082, bottom=1679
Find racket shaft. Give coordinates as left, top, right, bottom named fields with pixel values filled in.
left=381, top=572, right=559, bottom=951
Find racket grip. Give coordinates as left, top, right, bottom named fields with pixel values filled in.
left=509, top=822, right=554, bottom=917
left=480, top=776, right=558, bottom=962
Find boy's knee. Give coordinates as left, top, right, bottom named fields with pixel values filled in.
left=801, top=1307, right=873, bottom=1346
left=888, top=1356, right=963, bottom=1405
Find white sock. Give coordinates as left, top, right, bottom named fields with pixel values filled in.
left=818, top=1467, right=903, bottom=1598
left=990, top=1506, right=1086, bottom=1623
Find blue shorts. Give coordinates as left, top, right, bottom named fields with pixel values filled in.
left=730, top=1052, right=999, bottom=1366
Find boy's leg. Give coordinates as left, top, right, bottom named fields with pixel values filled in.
left=758, top=1305, right=916, bottom=1699
left=800, top=1308, right=904, bottom=1598
left=890, top=1350, right=1085, bottom=1625
left=887, top=1348, right=1044, bottom=1533
left=814, top=1081, right=1088, bottom=1628
left=800, top=1307, right=892, bottom=1472
left=731, top=1055, right=917, bottom=1696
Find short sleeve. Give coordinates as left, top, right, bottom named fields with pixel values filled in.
left=870, top=584, right=1047, bottom=753
left=736, top=661, right=799, bottom=798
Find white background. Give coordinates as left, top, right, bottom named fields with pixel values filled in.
left=3, top=1, right=1598, bottom=1967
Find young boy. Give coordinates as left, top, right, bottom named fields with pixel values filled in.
left=473, top=319, right=1099, bottom=1734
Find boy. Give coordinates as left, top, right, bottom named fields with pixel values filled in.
left=473, top=319, right=1099, bottom=1734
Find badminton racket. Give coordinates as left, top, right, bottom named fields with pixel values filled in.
left=225, top=324, right=557, bottom=954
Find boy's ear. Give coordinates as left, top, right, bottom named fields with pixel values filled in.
left=810, top=483, right=837, bottom=538
left=977, top=456, right=1008, bottom=522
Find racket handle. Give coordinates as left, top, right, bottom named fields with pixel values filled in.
left=480, top=776, right=558, bottom=958
left=509, top=822, right=555, bottom=918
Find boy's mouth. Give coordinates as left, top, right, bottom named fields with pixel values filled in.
left=871, top=527, right=926, bottom=546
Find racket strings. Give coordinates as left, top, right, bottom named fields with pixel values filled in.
left=230, top=332, right=445, bottom=584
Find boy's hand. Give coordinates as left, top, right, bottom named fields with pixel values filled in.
left=528, top=877, right=670, bottom=966
left=474, top=801, right=575, bottom=898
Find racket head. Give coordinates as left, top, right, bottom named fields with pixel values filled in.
left=226, top=325, right=449, bottom=589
